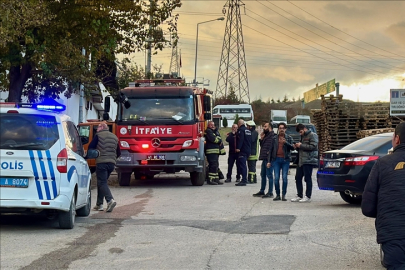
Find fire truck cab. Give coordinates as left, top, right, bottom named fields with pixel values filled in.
left=103, top=79, right=212, bottom=186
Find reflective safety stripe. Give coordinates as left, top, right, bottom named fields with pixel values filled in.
left=248, top=172, right=256, bottom=175
left=214, top=136, right=221, bottom=143
left=206, top=149, right=219, bottom=154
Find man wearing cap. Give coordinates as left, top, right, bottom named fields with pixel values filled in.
left=246, top=120, right=259, bottom=184
left=235, top=119, right=252, bottom=186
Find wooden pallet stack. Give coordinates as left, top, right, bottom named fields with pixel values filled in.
left=311, top=109, right=327, bottom=153
left=356, top=128, right=395, bottom=139
left=361, top=103, right=390, bottom=129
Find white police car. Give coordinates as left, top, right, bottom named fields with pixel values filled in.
left=0, top=102, right=92, bottom=229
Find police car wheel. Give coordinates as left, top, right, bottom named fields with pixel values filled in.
left=76, top=186, right=91, bottom=217
left=59, top=192, right=76, bottom=229
left=339, top=191, right=362, bottom=204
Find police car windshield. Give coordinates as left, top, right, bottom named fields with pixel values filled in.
left=120, top=97, right=194, bottom=124
left=0, top=114, right=59, bottom=150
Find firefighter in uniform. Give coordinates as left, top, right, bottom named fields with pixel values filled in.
left=204, top=121, right=223, bottom=185
left=246, top=121, right=259, bottom=184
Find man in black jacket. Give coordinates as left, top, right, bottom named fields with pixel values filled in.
left=235, top=119, right=252, bottom=186
left=253, top=122, right=275, bottom=197
left=247, top=121, right=259, bottom=184
left=225, top=124, right=240, bottom=182
left=204, top=121, right=223, bottom=185
left=362, top=122, right=405, bottom=269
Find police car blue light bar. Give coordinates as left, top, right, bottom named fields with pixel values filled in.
left=0, top=102, right=66, bottom=112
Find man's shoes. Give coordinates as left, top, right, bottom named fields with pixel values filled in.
left=236, top=178, right=241, bottom=182
left=106, top=199, right=117, bottom=212
left=247, top=181, right=254, bottom=184
left=253, top=191, right=265, bottom=197
left=273, top=195, right=281, bottom=201
left=93, top=204, right=104, bottom=211
left=262, top=193, right=274, bottom=198
left=214, top=179, right=224, bottom=185
left=208, top=180, right=218, bottom=185
left=291, top=196, right=302, bottom=202
left=235, top=182, right=246, bottom=186
left=299, top=196, right=311, bottom=203
left=282, top=195, right=287, bottom=201
left=225, top=178, right=231, bottom=183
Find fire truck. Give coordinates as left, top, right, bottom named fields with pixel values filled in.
left=102, top=78, right=212, bottom=186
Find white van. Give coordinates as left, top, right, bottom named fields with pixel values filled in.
left=290, top=115, right=311, bottom=124
left=0, top=102, right=92, bottom=229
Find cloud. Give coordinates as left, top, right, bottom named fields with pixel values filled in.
left=386, top=21, right=405, bottom=45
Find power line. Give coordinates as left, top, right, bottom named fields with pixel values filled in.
left=244, top=12, right=385, bottom=75
left=287, top=0, right=405, bottom=60
left=256, top=1, right=404, bottom=73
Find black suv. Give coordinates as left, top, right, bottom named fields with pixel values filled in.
left=285, top=124, right=317, bottom=164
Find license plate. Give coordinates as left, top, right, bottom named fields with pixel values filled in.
left=146, top=155, right=166, bottom=161
left=325, top=161, right=340, bottom=168
left=0, top=178, right=29, bottom=188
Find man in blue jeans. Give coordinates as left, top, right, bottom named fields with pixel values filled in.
left=252, top=122, right=275, bottom=197
left=271, top=122, right=295, bottom=201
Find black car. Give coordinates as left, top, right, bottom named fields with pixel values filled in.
left=285, top=124, right=317, bottom=164
left=317, top=132, right=393, bottom=204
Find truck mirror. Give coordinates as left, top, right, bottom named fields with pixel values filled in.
left=103, top=112, right=109, bottom=121
left=203, top=96, right=211, bottom=111
left=104, top=96, right=110, bottom=113
left=204, top=113, right=211, bottom=120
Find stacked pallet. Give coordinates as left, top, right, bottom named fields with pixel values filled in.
left=361, top=103, right=390, bottom=129
left=356, top=128, right=395, bottom=139
left=387, top=116, right=403, bottom=128
left=311, top=109, right=327, bottom=153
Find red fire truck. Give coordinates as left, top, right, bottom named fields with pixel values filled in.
left=102, top=79, right=212, bottom=186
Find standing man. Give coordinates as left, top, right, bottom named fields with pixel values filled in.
left=204, top=121, right=223, bottom=185
left=271, top=122, right=295, bottom=201
left=88, top=122, right=120, bottom=212
left=225, top=124, right=240, bottom=182
left=291, top=124, right=318, bottom=203
left=253, top=122, right=275, bottom=198
left=246, top=121, right=259, bottom=184
left=235, top=119, right=251, bottom=186
left=362, top=122, right=405, bottom=269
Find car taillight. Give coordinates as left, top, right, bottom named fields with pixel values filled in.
left=343, top=156, right=379, bottom=166
left=319, top=155, right=324, bottom=167
left=57, top=148, right=68, bottom=173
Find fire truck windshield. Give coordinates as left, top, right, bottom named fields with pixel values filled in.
left=120, top=96, right=195, bottom=124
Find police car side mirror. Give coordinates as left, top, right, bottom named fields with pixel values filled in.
left=80, top=136, right=89, bottom=145
left=85, top=149, right=100, bottom=159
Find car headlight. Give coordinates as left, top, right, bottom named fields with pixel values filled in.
left=180, top=156, right=196, bottom=161
left=120, top=141, right=130, bottom=148
left=182, top=140, right=193, bottom=147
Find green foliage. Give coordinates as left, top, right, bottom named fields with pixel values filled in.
left=214, top=85, right=240, bottom=106
left=117, top=58, right=145, bottom=90
left=222, top=117, right=228, bottom=128
left=0, top=0, right=181, bottom=102
left=233, top=113, right=239, bottom=124
left=283, top=94, right=288, bottom=103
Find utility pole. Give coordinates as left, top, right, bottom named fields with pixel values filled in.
left=146, top=0, right=154, bottom=77
left=216, top=0, right=250, bottom=103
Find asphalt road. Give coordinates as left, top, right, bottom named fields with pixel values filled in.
left=0, top=150, right=383, bottom=270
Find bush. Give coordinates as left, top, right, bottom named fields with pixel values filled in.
left=222, top=117, right=228, bottom=128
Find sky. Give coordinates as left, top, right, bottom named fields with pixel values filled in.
left=130, top=0, right=405, bottom=103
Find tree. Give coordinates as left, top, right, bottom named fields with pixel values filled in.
left=277, top=98, right=281, bottom=103
left=271, top=98, right=275, bottom=104
left=117, top=58, right=145, bottom=90
left=222, top=117, right=228, bottom=128
left=0, top=0, right=181, bottom=102
left=283, top=94, right=288, bottom=103
left=233, top=113, right=239, bottom=124
left=214, top=85, right=240, bottom=106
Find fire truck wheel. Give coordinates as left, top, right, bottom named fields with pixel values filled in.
left=118, top=172, right=132, bottom=186
left=190, top=167, right=205, bottom=186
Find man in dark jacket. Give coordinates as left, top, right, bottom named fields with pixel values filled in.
left=204, top=121, right=223, bottom=185
left=246, top=121, right=259, bottom=184
left=291, top=124, right=318, bottom=203
left=253, top=122, right=275, bottom=197
left=89, top=122, right=121, bottom=212
left=235, top=119, right=251, bottom=186
left=362, top=122, right=405, bottom=269
left=271, top=122, right=295, bottom=201
left=225, top=124, right=240, bottom=182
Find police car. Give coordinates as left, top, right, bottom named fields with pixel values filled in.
left=0, top=102, right=92, bottom=229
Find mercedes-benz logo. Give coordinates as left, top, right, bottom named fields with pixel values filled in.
left=151, top=138, right=161, bottom=148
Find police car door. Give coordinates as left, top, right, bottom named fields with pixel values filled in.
left=63, top=121, right=88, bottom=206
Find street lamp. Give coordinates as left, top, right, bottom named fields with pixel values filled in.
left=193, top=17, right=225, bottom=86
